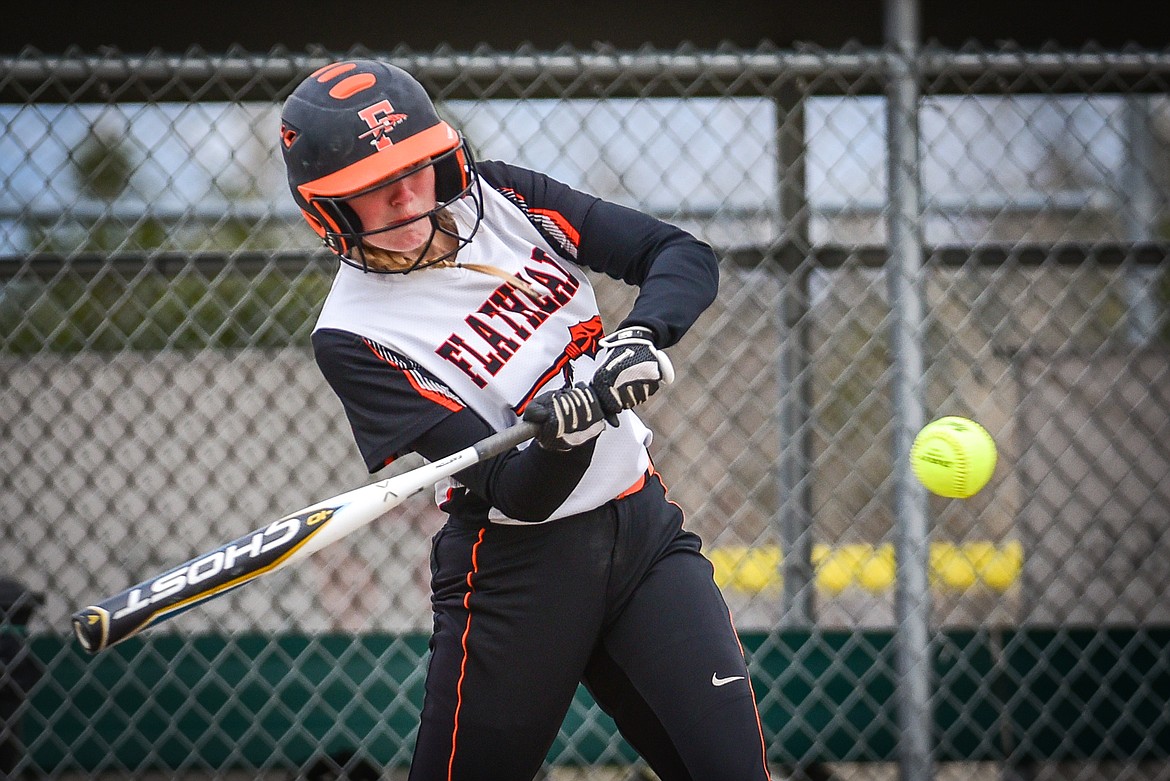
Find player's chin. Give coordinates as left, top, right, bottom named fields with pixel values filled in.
left=368, top=227, right=431, bottom=254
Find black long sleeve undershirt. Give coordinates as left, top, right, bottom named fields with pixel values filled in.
left=411, top=409, right=596, bottom=523
left=576, top=198, right=719, bottom=348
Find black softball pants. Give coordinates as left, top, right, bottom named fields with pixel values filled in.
left=408, top=472, right=771, bottom=781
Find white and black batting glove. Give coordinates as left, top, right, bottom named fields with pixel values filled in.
left=523, top=383, right=609, bottom=451
left=590, top=326, right=676, bottom=423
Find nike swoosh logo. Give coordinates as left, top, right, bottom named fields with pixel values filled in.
left=711, top=673, right=745, bottom=687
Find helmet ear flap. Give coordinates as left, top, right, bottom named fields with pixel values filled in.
left=433, top=139, right=472, bottom=203
left=305, top=198, right=363, bottom=255
left=299, top=208, right=327, bottom=239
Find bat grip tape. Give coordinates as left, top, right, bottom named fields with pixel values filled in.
left=474, top=421, right=539, bottom=461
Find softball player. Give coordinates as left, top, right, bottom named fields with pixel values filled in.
left=280, top=59, right=771, bottom=781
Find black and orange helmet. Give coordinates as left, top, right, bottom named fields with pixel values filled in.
left=280, top=59, right=481, bottom=271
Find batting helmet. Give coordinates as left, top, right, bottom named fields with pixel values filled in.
left=280, top=59, right=481, bottom=271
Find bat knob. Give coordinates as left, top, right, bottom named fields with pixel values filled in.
left=71, top=607, right=108, bottom=654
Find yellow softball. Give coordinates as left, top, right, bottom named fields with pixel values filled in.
left=910, top=416, right=997, bottom=498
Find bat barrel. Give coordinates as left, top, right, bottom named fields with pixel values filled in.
left=68, top=421, right=538, bottom=653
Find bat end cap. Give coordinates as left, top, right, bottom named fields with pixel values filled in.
left=71, top=607, right=108, bottom=654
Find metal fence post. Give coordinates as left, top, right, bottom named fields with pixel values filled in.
left=776, top=84, right=816, bottom=629
left=884, top=1, right=935, bottom=780
left=1122, top=95, right=1160, bottom=345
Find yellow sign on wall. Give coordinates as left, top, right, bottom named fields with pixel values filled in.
left=708, top=541, right=1024, bottom=594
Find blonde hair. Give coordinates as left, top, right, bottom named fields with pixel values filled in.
left=359, top=209, right=540, bottom=299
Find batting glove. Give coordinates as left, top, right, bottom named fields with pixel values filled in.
left=523, top=383, right=609, bottom=451
left=590, top=326, right=676, bottom=422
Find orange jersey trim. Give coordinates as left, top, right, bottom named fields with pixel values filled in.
left=529, top=207, right=581, bottom=248
left=615, top=462, right=658, bottom=500
left=363, top=339, right=464, bottom=412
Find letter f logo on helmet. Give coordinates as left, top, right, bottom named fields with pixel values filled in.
left=357, top=100, right=408, bottom=150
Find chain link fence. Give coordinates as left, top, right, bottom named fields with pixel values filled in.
left=1, top=44, right=1169, bottom=780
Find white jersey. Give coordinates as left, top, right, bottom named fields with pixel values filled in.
left=315, top=183, right=651, bottom=523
